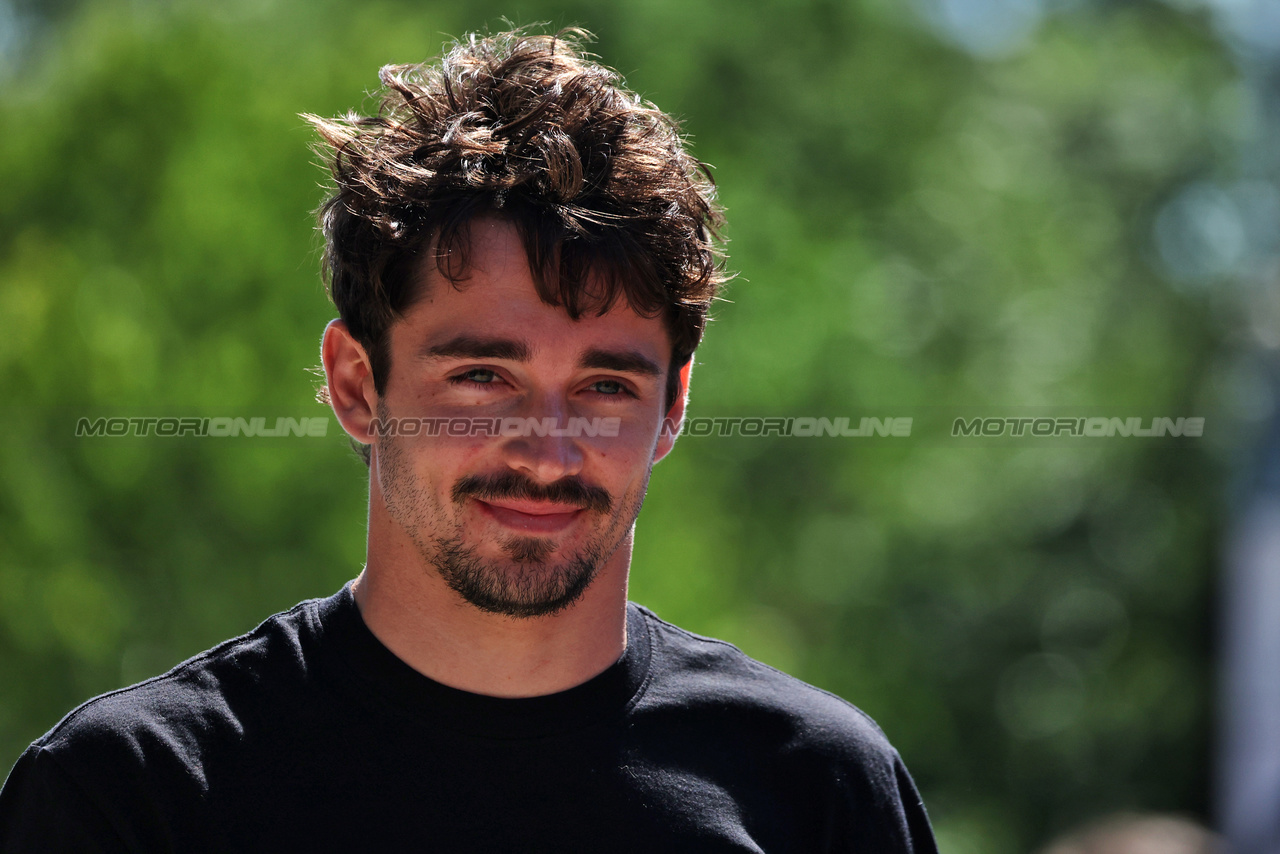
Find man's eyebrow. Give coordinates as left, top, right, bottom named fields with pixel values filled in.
left=421, top=336, right=531, bottom=361
left=579, top=348, right=662, bottom=377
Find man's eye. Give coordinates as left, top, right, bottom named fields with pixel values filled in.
left=453, top=369, right=499, bottom=385
left=590, top=380, right=627, bottom=396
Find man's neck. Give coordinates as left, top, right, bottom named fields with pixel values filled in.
left=352, top=524, right=632, bottom=699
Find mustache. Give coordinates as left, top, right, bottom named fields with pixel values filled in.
left=451, top=472, right=613, bottom=514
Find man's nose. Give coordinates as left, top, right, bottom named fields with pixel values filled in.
left=500, top=396, right=586, bottom=484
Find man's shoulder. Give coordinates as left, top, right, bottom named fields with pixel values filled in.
left=0, top=592, right=346, bottom=850
left=629, top=604, right=936, bottom=852
left=632, top=603, right=897, bottom=763
left=32, top=593, right=332, bottom=766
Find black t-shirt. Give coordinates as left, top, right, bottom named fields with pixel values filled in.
left=0, top=584, right=937, bottom=852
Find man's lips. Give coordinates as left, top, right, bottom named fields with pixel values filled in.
left=473, top=498, right=585, bottom=533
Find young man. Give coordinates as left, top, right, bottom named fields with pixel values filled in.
left=0, top=30, right=937, bottom=851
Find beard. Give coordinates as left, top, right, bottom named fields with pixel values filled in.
left=375, top=408, right=651, bottom=619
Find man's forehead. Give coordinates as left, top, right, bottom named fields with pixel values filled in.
left=410, top=216, right=670, bottom=331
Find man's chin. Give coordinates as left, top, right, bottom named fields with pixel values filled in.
left=430, top=537, right=600, bottom=619
left=451, top=569, right=595, bottom=619
left=501, top=535, right=558, bottom=565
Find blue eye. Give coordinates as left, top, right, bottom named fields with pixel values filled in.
left=590, top=380, right=626, bottom=395
left=452, top=369, right=499, bottom=386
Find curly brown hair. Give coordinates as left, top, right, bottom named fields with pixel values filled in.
left=307, top=28, right=727, bottom=441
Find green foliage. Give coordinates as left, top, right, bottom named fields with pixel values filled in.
left=0, top=1, right=1235, bottom=850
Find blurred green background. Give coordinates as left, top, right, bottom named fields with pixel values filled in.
left=1, top=0, right=1272, bottom=850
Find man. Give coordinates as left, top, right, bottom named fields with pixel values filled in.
left=0, top=29, right=937, bottom=851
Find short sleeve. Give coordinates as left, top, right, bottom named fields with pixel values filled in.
left=0, top=743, right=129, bottom=854
left=891, top=751, right=938, bottom=854
left=830, top=744, right=939, bottom=854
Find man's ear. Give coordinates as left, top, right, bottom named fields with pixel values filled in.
left=321, top=320, right=379, bottom=444
left=654, top=359, right=692, bottom=463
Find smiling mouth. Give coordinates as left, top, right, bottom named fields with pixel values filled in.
left=473, top=499, right=585, bottom=533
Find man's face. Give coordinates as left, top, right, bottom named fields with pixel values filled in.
left=372, top=218, right=681, bottom=618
